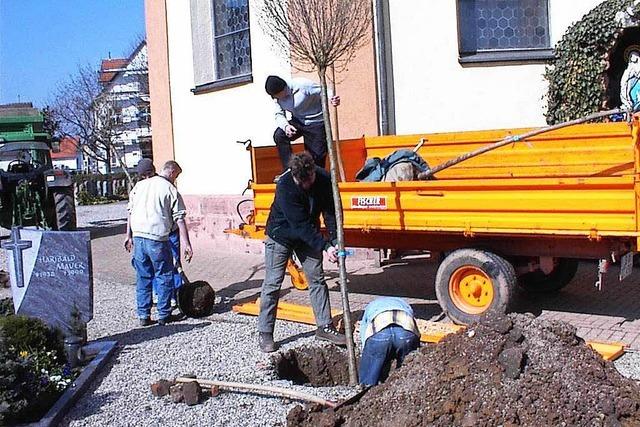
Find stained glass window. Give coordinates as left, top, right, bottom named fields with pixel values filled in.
left=458, top=0, right=550, bottom=55
left=212, top=0, right=251, bottom=79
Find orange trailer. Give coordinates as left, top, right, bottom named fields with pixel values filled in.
left=235, top=117, right=640, bottom=324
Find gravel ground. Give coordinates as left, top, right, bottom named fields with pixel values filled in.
left=75, top=200, right=130, bottom=229
left=64, top=288, right=355, bottom=427
left=0, top=203, right=356, bottom=426
left=64, top=202, right=356, bottom=426
left=2, top=201, right=640, bottom=426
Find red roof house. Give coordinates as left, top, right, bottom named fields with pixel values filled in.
left=99, top=58, right=128, bottom=85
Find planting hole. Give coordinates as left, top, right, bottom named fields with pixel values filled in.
left=274, top=345, right=351, bottom=386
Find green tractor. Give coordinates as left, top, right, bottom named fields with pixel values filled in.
left=0, top=103, right=76, bottom=231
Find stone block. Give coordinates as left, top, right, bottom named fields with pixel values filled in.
left=182, top=381, right=201, bottom=406
left=151, top=379, right=175, bottom=397
left=169, top=384, right=184, bottom=403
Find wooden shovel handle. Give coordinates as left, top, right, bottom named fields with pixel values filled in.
left=176, top=377, right=337, bottom=407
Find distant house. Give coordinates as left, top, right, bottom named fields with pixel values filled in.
left=95, top=41, right=152, bottom=174
left=51, top=136, right=81, bottom=171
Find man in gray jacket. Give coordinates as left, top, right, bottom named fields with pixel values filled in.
left=265, top=75, right=340, bottom=170
left=125, top=160, right=193, bottom=326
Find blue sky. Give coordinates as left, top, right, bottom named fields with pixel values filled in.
left=0, top=0, right=145, bottom=108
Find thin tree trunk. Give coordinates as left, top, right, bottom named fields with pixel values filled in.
left=330, top=66, right=346, bottom=182
left=104, top=147, right=113, bottom=195
left=105, top=147, right=112, bottom=175
left=109, top=144, right=134, bottom=187
left=318, top=67, right=358, bottom=385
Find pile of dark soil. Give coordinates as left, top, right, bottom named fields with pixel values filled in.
left=274, top=345, right=351, bottom=386
left=288, top=313, right=640, bottom=426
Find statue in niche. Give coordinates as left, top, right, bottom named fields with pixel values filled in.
left=620, top=45, right=640, bottom=112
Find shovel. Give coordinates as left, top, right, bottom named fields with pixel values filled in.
left=176, top=265, right=216, bottom=318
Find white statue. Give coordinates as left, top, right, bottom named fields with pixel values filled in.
left=620, top=47, right=640, bottom=112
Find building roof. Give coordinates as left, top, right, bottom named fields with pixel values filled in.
left=99, top=40, right=147, bottom=91
left=51, top=136, right=79, bottom=160
left=99, top=58, right=128, bottom=84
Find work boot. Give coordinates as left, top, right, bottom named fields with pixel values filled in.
left=172, top=310, right=187, bottom=322
left=259, top=332, right=278, bottom=353
left=316, top=324, right=347, bottom=346
left=139, top=318, right=153, bottom=327
left=157, top=313, right=185, bottom=326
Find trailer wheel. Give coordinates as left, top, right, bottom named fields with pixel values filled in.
left=435, top=249, right=516, bottom=325
left=53, top=187, right=77, bottom=231
left=518, top=258, right=578, bottom=293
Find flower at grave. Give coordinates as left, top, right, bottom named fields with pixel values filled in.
left=55, top=378, right=71, bottom=390
left=0, top=309, right=78, bottom=423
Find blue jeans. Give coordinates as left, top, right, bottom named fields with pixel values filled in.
left=132, top=236, right=174, bottom=320
left=359, top=325, right=420, bottom=386
left=152, top=229, right=182, bottom=301
left=257, top=237, right=332, bottom=333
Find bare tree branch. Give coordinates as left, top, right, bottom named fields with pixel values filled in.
left=49, top=64, right=123, bottom=171
left=259, top=0, right=373, bottom=385
left=259, top=0, right=372, bottom=73
left=49, top=48, right=148, bottom=187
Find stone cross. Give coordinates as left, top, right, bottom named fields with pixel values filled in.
left=1, top=227, right=32, bottom=288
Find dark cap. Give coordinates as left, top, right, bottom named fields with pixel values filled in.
left=265, top=75, right=287, bottom=96
left=136, top=158, right=155, bottom=176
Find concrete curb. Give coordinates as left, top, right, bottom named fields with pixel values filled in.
left=32, top=340, right=118, bottom=427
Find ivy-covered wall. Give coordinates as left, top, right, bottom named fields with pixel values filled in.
left=545, top=0, right=638, bottom=124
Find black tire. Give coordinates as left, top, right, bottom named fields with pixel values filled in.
left=53, top=187, right=77, bottom=231
left=177, top=280, right=216, bottom=318
left=518, top=258, right=578, bottom=294
left=435, top=248, right=517, bottom=325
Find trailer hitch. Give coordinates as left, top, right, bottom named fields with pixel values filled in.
left=594, top=252, right=618, bottom=291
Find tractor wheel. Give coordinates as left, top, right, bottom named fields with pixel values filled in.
left=518, top=258, right=578, bottom=294
left=435, top=248, right=516, bottom=325
left=53, top=187, right=77, bottom=231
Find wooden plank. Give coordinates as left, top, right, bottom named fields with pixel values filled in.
left=232, top=299, right=341, bottom=326
left=586, top=341, right=625, bottom=361
left=232, top=301, right=625, bottom=361
left=415, top=319, right=465, bottom=343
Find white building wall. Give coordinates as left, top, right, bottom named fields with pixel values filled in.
left=165, top=0, right=290, bottom=196
left=388, top=0, right=604, bottom=134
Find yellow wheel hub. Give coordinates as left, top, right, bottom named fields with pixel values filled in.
left=449, top=266, right=494, bottom=314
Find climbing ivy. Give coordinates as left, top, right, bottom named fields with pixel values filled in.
left=544, top=0, right=637, bottom=124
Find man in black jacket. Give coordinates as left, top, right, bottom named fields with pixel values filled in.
left=257, top=151, right=347, bottom=352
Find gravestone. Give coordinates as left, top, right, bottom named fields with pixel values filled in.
left=1, top=227, right=93, bottom=336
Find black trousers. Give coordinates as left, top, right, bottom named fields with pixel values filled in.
left=273, top=118, right=327, bottom=170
